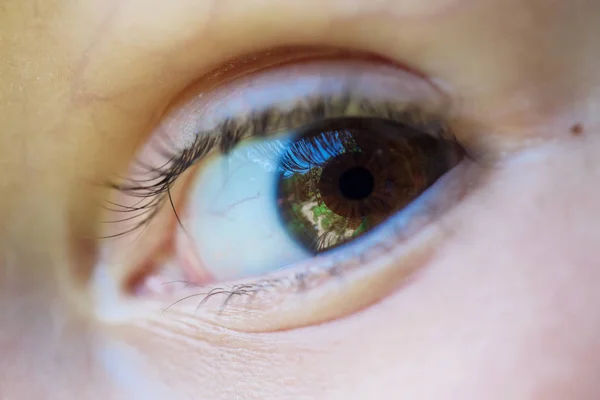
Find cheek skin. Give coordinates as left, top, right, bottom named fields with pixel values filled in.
left=97, top=133, right=600, bottom=399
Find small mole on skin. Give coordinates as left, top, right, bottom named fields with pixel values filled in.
left=570, top=123, right=584, bottom=136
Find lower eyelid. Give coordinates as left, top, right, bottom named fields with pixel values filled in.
left=133, top=159, right=480, bottom=333
left=102, top=55, right=480, bottom=331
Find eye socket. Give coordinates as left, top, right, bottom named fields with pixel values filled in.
left=99, top=52, right=472, bottom=331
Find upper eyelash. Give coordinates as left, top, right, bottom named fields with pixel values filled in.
left=106, top=94, right=452, bottom=236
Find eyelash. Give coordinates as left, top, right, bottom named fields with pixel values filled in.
left=108, top=94, right=452, bottom=231
left=106, top=93, right=459, bottom=306
left=162, top=193, right=439, bottom=312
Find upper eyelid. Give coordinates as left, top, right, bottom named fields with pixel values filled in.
left=168, top=94, right=453, bottom=173
left=108, top=57, right=456, bottom=234
left=110, top=94, right=452, bottom=221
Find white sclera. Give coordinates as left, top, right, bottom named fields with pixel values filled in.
left=156, top=59, right=446, bottom=282
left=186, top=136, right=311, bottom=281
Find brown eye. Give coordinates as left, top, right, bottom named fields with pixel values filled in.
left=106, top=57, right=463, bottom=289
left=276, top=117, right=460, bottom=253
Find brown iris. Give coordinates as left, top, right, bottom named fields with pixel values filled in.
left=276, top=117, right=459, bottom=253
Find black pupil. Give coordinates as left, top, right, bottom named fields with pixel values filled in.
left=275, top=117, right=457, bottom=254
left=338, top=166, right=375, bottom=200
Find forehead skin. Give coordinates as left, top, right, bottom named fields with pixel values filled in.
left=1, top=0, right=600, bottom=399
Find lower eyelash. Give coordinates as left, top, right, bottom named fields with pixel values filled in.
left=105, top=99, right=461, bottom=312
left=157, top=153, right=477, bottom=315
left=161, top=185, right=434, bottom=312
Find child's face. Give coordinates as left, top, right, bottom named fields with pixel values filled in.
left=1, top=0, right=599, bottom=398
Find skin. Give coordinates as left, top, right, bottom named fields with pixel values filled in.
left=1, top=0, right=600, bottom=398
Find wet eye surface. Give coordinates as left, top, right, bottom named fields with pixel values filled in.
left=276, top=117, right=457, bottom=254
left=184, top=116, right=459, bottom=281
left=99, top=53, right=473, bottom=330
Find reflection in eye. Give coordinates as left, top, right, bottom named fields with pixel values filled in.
left=106, top=57, right=465, bottom=296
left=187, top=116, right=459, bottom=281
left=277, top=118, right=453, bottom=253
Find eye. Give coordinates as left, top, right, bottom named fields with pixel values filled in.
left=99, top=50, right=473, bottom=331
left=184, top=117, right=459, bottom=282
